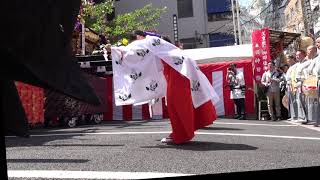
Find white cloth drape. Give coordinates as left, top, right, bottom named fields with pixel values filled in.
left=104, top=35, right=219, bottom=108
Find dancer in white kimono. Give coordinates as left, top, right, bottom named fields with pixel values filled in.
left=104, top=30, right=219, bottom=144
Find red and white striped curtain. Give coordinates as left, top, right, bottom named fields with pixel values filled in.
left=104, top=59, right=254, bottom=120
left=15, top=59, right=254, bottom=123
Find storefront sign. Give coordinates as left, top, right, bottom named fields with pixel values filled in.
left=251, top=28, right=271, bottom=84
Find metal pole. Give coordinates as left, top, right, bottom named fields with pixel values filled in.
left=81, top=0, right=86, bottom=55
left=301, top=0, right=309, bottom=36
left=203, top=0, right=209, bottom=48
left=231, top=0, right=238, bottom=45
left=81, top=20, right=86, bottom=55
left=236, top=0, right=242, bottom=44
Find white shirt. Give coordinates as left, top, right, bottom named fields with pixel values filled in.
left=295, top=59, right=311, bottom=81
left=286, top=63, right=298, bottom=85
left=261, top=70, right=282, bottom=92
left=230, top=70, right=245, bottom=99
left=106, top=35, right=220, bottom=108
left=306, top=55, right=320, bottom=77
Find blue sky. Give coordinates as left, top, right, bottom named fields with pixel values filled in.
left=239, top=0, right=252, bottom=7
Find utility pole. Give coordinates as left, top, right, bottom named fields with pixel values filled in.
left=301, top=0, right=311, bottom=36
left=231, top=0, right=241, bottom=45
left=272, top=0, right=280, bottom=30
left=236, top=0, right=242, bottom=44
left=303, top=0, right=313, bottom=35
left=81, top=19, right=86, bottom=55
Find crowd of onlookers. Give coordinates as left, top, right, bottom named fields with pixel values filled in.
left=260, top=37, right=320, bottom=127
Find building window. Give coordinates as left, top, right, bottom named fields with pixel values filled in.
left=179, top=38, right=196, bottom=49
left=208, top=12, right=232, bottom=22
left=209, top=33, right=235, bottom=47
left=177, top=0, right=194, bottom=18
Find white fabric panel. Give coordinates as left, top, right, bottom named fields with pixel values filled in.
left=108, top=35, right=220, bottom=109
left=112, top=82, right=123, bottom=120
left=97, top=66, right=106, bottom=72
left=212, top=71, right=225, bottom=116
left=183, top=44, right=253, bottom=64
left=132, top=104, right=142, bottom=120
left=150, top=98, right=163, bottom=119
left=80, top=62, right=91, bottom=68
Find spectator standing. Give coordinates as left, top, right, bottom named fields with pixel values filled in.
left=261, top=62, right=284, bottom=121
left=226, top=64, right=246, bottom=120
left=285, top=54, right=299, bottom=120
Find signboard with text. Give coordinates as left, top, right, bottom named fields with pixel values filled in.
left=251, top=28, right=271, bottom=84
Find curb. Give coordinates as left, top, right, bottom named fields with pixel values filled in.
left=285, top=120, right=320, bottom=132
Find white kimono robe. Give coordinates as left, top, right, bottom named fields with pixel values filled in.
left=105, top=35, right=219, bottom=108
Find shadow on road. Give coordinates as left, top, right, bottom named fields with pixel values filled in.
left=141, top=141, right=258, bottom=151
left=201, top=127, right=243, bottom=131
left=43, top=144, right=124, bottom=147
left=7, top=159, right=89, bottom=163
left=5, top=134, right=124, bottom=148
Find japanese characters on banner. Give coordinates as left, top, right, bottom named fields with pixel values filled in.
left=251, top=28, right=271, bottom=84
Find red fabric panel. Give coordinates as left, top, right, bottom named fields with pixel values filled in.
left=142, top=104, right=150, bottom=119
left=122, top=105, right=132, bottom=121
left=199, top=59, right=254, bottom=116
left=162, top=97, right=169, bottom=119
left=165, top=63, right=217, bottom=144
left=252, top=28, right=271, bottom=83
left=15, top=82, right=45, bottom=125
left=104, top=76, right=113, bottom=120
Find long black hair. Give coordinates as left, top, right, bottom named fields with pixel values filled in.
left=128, top=30, right=146, bottom=42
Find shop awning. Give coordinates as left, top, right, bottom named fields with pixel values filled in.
left=268, top=29, right=301, bottom=51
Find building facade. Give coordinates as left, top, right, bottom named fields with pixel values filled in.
left=114, top=0, right=242, bottom=49
left=309, top=0, right=320, bottom=36
left=283, top=0, right=305, bottom=33
left=114, top=0, right=208, bottom=49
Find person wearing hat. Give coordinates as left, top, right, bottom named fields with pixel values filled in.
left=226, top=63, right=246, bottom=120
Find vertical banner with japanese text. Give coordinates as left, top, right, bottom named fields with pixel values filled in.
left=251, top=28, right=271, bottom=84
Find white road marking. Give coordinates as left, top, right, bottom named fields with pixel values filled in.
left=213, top=122, right=298, bottom=127
left=195, top=132, right=320, bottom=140
left=8, top=170, right=194, bottom=179
left=6, top=131, right=320, bottom=140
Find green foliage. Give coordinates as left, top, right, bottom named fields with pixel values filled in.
left=82, top=0, right=166, bottom=43
left=82, top=0, right=114, bottom=33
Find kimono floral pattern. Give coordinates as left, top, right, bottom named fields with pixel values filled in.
left=146, top=80, right=158, bottom=91
left=115, top=58, right=123, bottom=65
left=151, top=38, right=161, bottom=46
left=130, top=70, right=142, bottom=81
left=136, top=49, right=150, bottom=57
left=173, top=56, right=184, bottom=65
left=119, top=93, right=132, bottom=101
left=191, top=80, right=200, bottom=91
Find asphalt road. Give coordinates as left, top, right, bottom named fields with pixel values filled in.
left=5, top=118, right=320, bottom=179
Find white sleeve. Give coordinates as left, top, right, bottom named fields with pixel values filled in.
left=261, top=72, right=267, bottom=85
left=145, top=35, right=198, bottom=78
left=238, top=72, right=245, bottom=85
left=145, top=36, right=220, bottom=107
left=286, top=67, right=292, bottom=82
